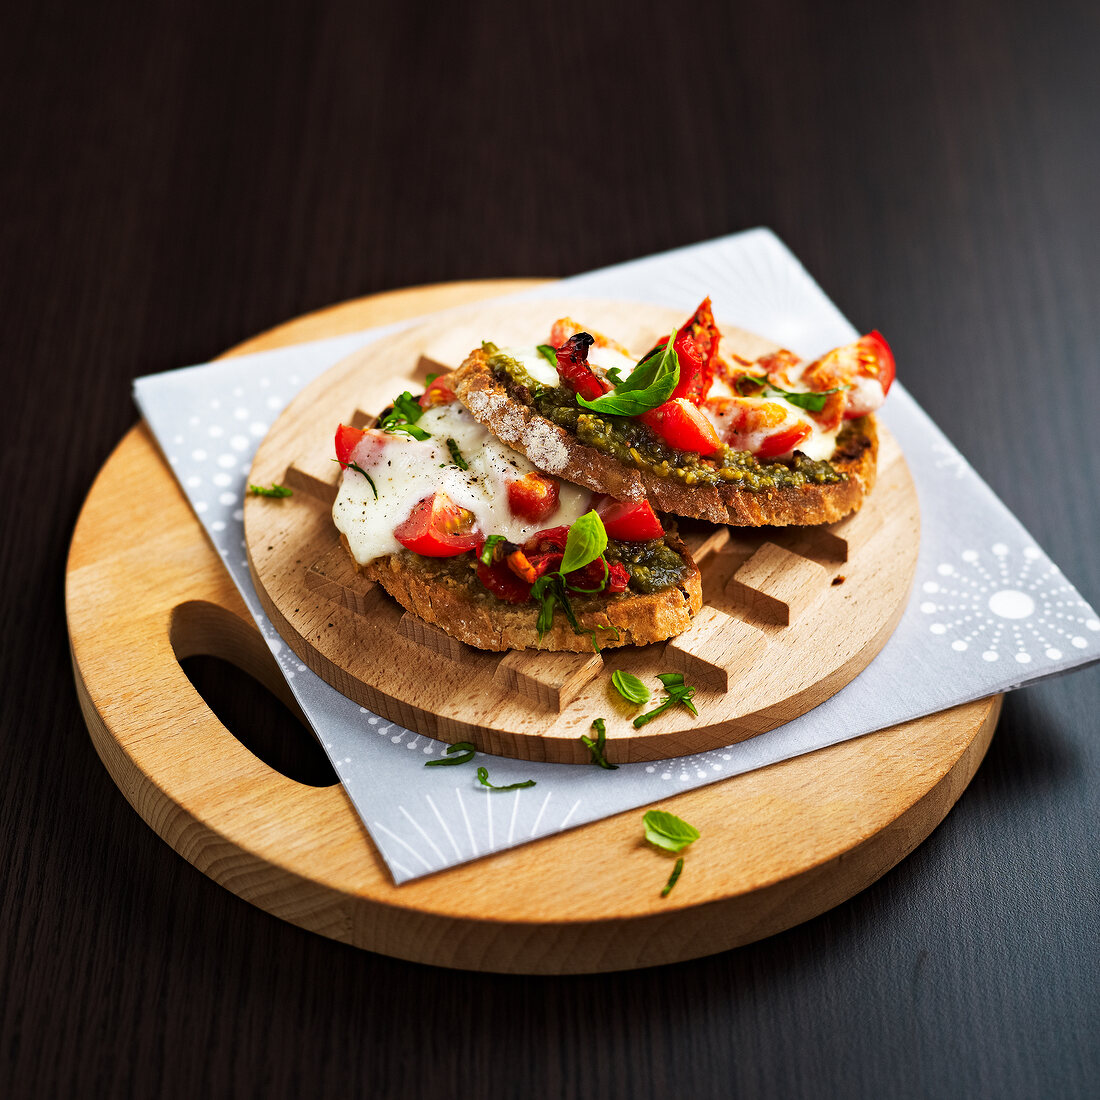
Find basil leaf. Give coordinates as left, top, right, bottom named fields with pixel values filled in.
left=560, top=511, right=608, bottom=575
left=347, top=462, right=378, bottom=499
left=642, top=809, right=700, bottom=853
left=536, top=344, right=559, bottom=370
left=634, top=673, right=698, bottom=726
left=424, top=741, right=476, bottom=767
left=445, top=437, right=469, bottom=470
left=580, top=717, right=618, bottom=770
left=425, top=372, right=440, bottom=384
left=248, top=483, right=293, bottom=498
left=479, top=535, right=506, bottom=565
left=575, top=329, right=679, bottom=416
left=661, top=857, right=684, bottom=897
left=380, top=390, right=431, bottom=440
left=611, top=669, right=650, bottom=705
left=476, top=766, right=536, bottom=791
left=741, top=373, right=846, bottom=413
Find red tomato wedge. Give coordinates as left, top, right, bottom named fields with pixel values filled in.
left=670, top=297, right=720, bottom=404
left=553, top=333, right=612, bottom=401
left=703, top=397, right=812, bottom=460
left=640, top=398, right=722, bottom=455
left=593, top=496, right=664, bottom=541
left=507, top=472, right=560, bottom=523
left=802, top=330, right=896, bottom=419
left=393, top=493, right=480, bottom=556
left=335, top=423, right=367, bottom=466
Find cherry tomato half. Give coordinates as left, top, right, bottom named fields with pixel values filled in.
left=593, top=495, right=664, bottom=541
left=393, top=492, right=480, bottom=556
left=507, top=472, right=560, bottom=523
left=418, top=376, right=457, bottom=408
left=640, top=398, right=722, bottom=455
left=335, top=423, right=366, bottom=466
left=703, top=397, right=812, bottom=460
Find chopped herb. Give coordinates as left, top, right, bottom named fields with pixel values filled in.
left=479, top=535, right=506, bottom=565
left=476, top=766, right=536, bottom=791
left=248, top=483, right=293, bottom=498
left=379, top=390, right=431, bottom=440
left=424, top=741, right=476, bottom=767
left=643, top=809, right=700, bottom=853
left=741, top=373, right=848, bottom=413
left=347, top=462, right=378, bottom=499
left=611, top=669, right=650, bottom=705
left=445, top=437, right=469, bottom=470
left=580, top=718, right=618, bottom=770
left=633, top=672, right=698, bottom=728
left=661, top=857, right=684, bottom=897
left=575, top=329, right=679, bottom=416
left=536, top=344, right=559, bottom=370
left=425, top=372, right=440, bottom=384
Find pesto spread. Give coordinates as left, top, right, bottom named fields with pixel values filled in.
left=486, top=345, right=845, bottom=491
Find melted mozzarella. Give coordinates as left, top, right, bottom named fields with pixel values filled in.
left=332, top=402, right=591, bottom=567
left=502, top=344, right=638, bottom=387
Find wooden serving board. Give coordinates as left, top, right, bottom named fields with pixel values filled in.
left=66, top=279, right=1000, bottom=974
left=246, top=299, right=920, bottom=762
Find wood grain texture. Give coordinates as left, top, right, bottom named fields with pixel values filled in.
left=6, top=0, right=1100, bottom=1096
left=245, top=299, right=920, bottom=760
left=66, top=287, right=998, bottom=972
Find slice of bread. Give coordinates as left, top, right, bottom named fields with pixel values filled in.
left=452, top=348, right=877, bottom=526
left=347, top=533, right=703, bottom=652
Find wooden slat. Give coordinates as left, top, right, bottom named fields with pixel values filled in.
left=493, top=650, right=604, bottom=711
left=398, top=612, right=468, bottom=662
left=725, top=543, right=829, bottom=626
left=663, top=605, right=769, bottom=691
left=305, top=544, right=383, bottom=617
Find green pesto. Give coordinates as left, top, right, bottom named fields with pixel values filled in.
left=486, top=347, right=844, bottom=491
left=605, top=536, right=689, bottom=595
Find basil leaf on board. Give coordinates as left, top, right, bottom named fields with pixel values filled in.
left=424, top=741, right=477, bottom=767
left=559, top=510, right=608, bottom=575
left=479, top=535, right=506, bottom=565
left=476, top=766, right=536, bottom=791
left=611, top=669, right=650, bottom=705
left=248, top=483, right=293, bottom=498
left=633, top=673, right=698, bottom=727
left=661, top=857, right=684, bottom=897
left=575, top=330, right=679, bottom=416
left=642, top=809, right=700, bottom=853
left=445, top=437, right=469, bottom=470
left=580, top=717, right=618, bottom=770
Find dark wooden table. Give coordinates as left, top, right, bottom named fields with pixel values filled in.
left=4, top=1, right=1098, bottom=1096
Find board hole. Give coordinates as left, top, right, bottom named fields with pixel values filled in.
left=179, top=655, right=338, bottom=788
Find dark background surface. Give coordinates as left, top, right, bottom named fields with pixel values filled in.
left=3, top=0, right=1099, bottom=1097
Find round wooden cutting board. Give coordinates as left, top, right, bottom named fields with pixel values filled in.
left=66, top=279, right=1001, bottom=974
left=246, top=299, right=920, bottom=762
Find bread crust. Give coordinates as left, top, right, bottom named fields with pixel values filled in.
left=348, top=534, right=703, bottom=652
left=453, top=349, right=878, bottom=526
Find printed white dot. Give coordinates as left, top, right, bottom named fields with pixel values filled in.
left=930, top=623, right=946, bottom=635
left=711, top=764, right=722, bottom=771
left=1045, top=648, right=1063, bottom=659
left=297, top=664, right=306, bottom=672
left=962, top=550, right=978, bottom=563
left=210, top=398, right=221, bottom=409
left=696, top=770, right=707, bottom=778
left=232, top=509, right=243, bottom=521
left=1024, top=547, right=1041, bottom=560
left=645, top=766, right=655, bottom=773
left=1072, top=636, right=1087, bottom=648
left=185, top=475, right=201, bottom=488
left=259, top=377, right=270, bottom=387
left=367, top=716, right=378, bottom=724
left=679, top=773, right=690, bottom=782
left=217, top=453, right=236, bottom=468
left=240, top=464, right=250, bottom=476
left=232, top=386, right=244, bottom=397
left=922, top=581, right=939, bottom=594
left=920, top=602, right=936, bottom=614
left=188, top=415, right=200, bottom=426
left=230, top=434, right=249, bottom=451
left=423, top=746, right=432, bottom=754
left=1015, top=652, right=1031, bottom=664
left=208, top=425, right=224, bottom=438
left=391, top=735, right=402, bottom=743
left=992, top=543, right=1008, bottom=556
left=988, top=589, right=1035, bottom=620
left=213, top=472, right=232, bottom=487
left=661, top=772, right=672, bottom=780
left=194, top=500, right=207, bottom=513
left=173, top=434, right=184, bottom=444
left=266, top=395, right=282, bottom=409
left=1087, top=619, right=1100, bottom=631
left=289, top=373, right=300, bottom=384
left=191, top=449, right=207, bottom=461
left=219, top=492, right=236, bottom=505
left=937, top=564, right=953, bottom=576
left=982, top=650, right=998, bottom=662
left=250, top=422, right=268, bottom=436
left=951, top=640, right=968, bottom=651
left=211, top=520, right=226, bottom=532
left=234, top=407, right=249, bottom=420
left=407, top=743, right=418, bottom=750
left=266, top=636, right=282, bottom=655
left=722, top=753, right=731, bottom=760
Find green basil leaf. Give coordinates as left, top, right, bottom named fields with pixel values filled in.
left=248, top=483, right=293, bottom=498
left=580, top=718, right=618, bottom=770
left=575, top=329, right=679, bottom=416
left=479, top=535, right=506, bottom=565
left=445, top=437, right=468, bottom=469
left=634, top=673, right=698, bottom=726
left=661, top=857, right=684, bottom=897
left=560, top=511, right=608, bottom=576
left=536, top=344, right=559, bottom=370
left=476, top=766, right=536, bottom=791
left=740, top=372, right=846, bottom=413
left=424, top=741, right=477, bottom=767
left=642, top=809, right=700, bottom=853
left=611, top=669, right=650, bottom=705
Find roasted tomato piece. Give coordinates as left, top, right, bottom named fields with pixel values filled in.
left=802, top=330, right=896, bottom=419
left=476, top=560, right=532, bottom=604
left=335, top=423, right=367, bottom=466
left=607, top=561, right=630, bottom=594
left=507, top=471, right=560, bottom=522
left=703, top=397, right=812, bottom=460
left=593, top=495, right=664, bottom=541
left=393, top=492, right=480, bottom=556
left=640, top=398, right=723, bottom=455
left=418, top=375, right=457, bottom=408
left=525, top=526, right=571, bottom=554
left=553, top=333, right=612, bottom=401
left=670, top=297, right=720, bottom=404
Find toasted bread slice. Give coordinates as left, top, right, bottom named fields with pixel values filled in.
left=347, top=533, right=703, bottom=652
left=453, top=348, right=877, bottom=526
